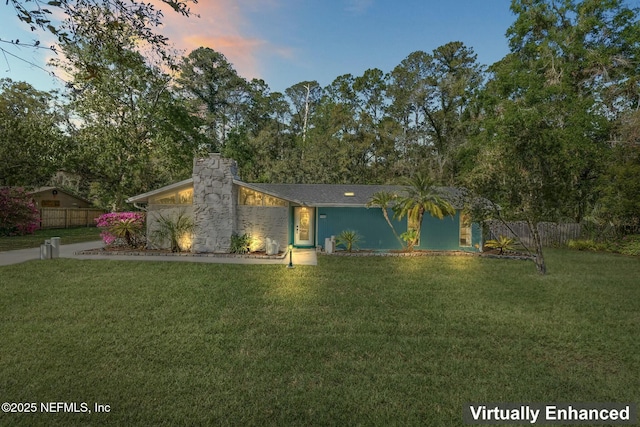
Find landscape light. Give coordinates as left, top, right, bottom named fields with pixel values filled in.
left=287, top=244, right=294, bottom=268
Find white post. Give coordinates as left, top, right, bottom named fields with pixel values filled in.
left=40, top=240, right=52, bottom=260
left=50, top=237, right=61, bottom=258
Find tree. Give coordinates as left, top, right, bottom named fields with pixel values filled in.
left=2, top=0, right=199, bottom=92
left=599, top=143, right=640, bottom=228
left=393, top=173, right=456, bottom=250
left=468, top=0, right=639, bottom=274
left=388, top=50, right=433, bottom=174
left=221, top=80, right=296, bottom=183
left=57, top=11, right=203, bottom=210
left=0, top=187, right=39, bottom=236
left=0, top=79, right=64, bottom=186
left=387, top=44, right=483, bottom=183
left=366, top=191, right=404, bottom=247
left=422, top=42, right=484, bottom=184
left=352, top=68, right=389, bottom=181
left=285, top=81, right=323, bottom=144
left=5, top=0, right=197, bottom=58
left=177, top=48, right=250, bottom=150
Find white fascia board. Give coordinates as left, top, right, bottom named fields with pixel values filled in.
left=126, top=178, right=194, bottom=204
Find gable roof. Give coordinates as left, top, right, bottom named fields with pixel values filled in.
left=27, top=186, right=92, bottom=205
left=245, top=183, right=465, bottom=209
left=249, top=183, right=395, bottom=206
left=127, top=179, right=467, bottom=209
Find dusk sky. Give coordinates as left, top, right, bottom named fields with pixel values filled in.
left=0, top=0, right=516, bottom=94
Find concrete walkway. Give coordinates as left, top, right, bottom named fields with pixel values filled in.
left=0, top=241, right=317, bottom=267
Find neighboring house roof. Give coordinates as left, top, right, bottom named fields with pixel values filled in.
left=127, top=179, right=468, bottom=209
left=27, top=186, right=92, bottom=205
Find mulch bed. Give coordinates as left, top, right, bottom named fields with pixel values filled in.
left=76, top=247, right=287, bottom=259
left=324, top=249, right=534, bottom=260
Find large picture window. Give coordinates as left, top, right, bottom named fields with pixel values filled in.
left=239, top=187, right=287, bottom=207
left=150, top=188, right=193, bottom=205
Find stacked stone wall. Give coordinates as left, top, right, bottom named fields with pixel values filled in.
left=192, top=154, right=239, bottom=253
left=236, top=206, right=289, bottom=251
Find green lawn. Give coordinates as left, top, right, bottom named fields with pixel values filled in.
left=0, top=250, right=638, bottom=426
left=0, top=228, right=102, bottom=252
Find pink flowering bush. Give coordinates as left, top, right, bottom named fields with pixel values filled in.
left=96, top=212, right=146, bottom=248
left=0, top=187, right=40, bottom=236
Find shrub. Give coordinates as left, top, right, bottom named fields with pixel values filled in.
left=484, top=236, right=516, bottom=254
left=230, top=233, right=252, bottom=254
left=567, top=239, right=608, bottom=252
left=150, top=210, right=193, bottom=252
left=336, top=230, right=362, bottom=252
left=617, top=235, right=640, bottom=256
left=96, top=212, right=145, bottom=248
left=0, top=187, right=39, bottom=236
left=400, top=229, right=418, bottom=252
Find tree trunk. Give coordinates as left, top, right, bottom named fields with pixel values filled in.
left=416, top=210, right=425, bottom=248
left=382, top=208, right=404, bottom=248
left=527, top=220, right=547, bottom=275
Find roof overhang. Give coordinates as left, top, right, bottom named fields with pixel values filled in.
left=126, top=178, right=474, bottom=210
left=126, top=178, right=194, bottom=204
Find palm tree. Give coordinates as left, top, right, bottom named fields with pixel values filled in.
left=367, top=191, right=405, bottom=248
left=393, top=173, right=456, bottom=250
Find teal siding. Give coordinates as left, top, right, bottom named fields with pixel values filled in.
left=418, top=212, right=460, bottom=250
left=417, top=212, right=481, bottom=252
left=316, top=207, right=481, bottom=252
left=317, top=207, right=405, bottom=250
left=288, top=206, right=294, bottom=246
left=471, top=222, right=483, bottom=251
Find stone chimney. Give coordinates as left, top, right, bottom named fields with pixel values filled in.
left=191, top=154, right=239, bottom=253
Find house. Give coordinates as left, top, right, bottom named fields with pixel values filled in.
left=126, top=154, right=482, bottom=253
left=25, top=187, right=103, bottom=229
left=28, top=187, right=93, bottom=209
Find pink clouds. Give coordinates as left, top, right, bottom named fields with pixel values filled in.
left=154, top=0, right=281, bottom=81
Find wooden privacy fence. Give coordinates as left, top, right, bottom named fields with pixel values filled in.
left=487, top=221, right=582, bottom=247
left=39, top=208, right=105, bottom=229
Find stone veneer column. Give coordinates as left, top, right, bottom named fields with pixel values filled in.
left=191, top=154, right=239, bottom=253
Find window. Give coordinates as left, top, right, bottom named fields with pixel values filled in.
left=460, top=214, right=472, bottom=247
left=239, top=187, right=287, bottom=207
left=153, top=195, right=177, bottom=204
left=178, top=189, right=193, bottom=204
left=151, top=188, right=193, bottom=205
left=264, top=194, right=288, bottom=207
left=239, top=187, right=263, bottom=205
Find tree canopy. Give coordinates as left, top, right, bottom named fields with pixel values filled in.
left=0, top=79, right=64, bottom=186
left=2, top=0, right=640, bottom=274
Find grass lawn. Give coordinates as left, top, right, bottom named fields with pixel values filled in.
left=0, top=250, right=638, bottom=426
left=0, top=228, right=102, bottom=252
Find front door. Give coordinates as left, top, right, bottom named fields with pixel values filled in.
left=294, top=207, right=315, bottom=246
